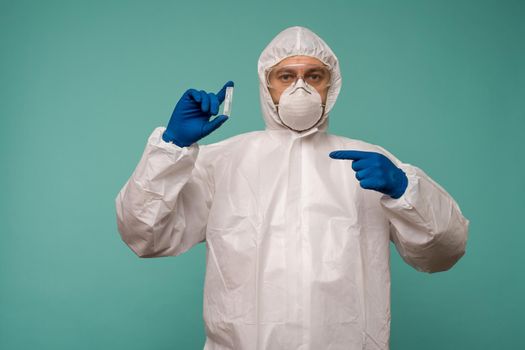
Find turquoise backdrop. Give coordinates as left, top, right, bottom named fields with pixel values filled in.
left=1, top=0, right=523, bottom=349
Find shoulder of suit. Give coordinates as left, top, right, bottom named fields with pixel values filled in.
left=201, top=131, right=264, bottom=149
left=196, top=131, right=265, bottom=161
left=327, top=133, right=389, bottom=154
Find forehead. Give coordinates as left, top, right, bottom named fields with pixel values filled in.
left=274, top=55, right=324, bottom=67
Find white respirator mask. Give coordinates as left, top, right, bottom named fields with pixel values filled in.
left=276, top=79, right=325, bottom=132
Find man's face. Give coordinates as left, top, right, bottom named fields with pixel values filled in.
left=267, top=55, right=330, bottom=105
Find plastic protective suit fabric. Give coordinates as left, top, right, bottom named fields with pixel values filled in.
left=115, top=26, right=469, bottom=350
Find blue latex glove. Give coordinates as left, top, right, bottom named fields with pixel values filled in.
left=329, top=150, right=408, bottom=199
left=162, top=81, right=234, bottom=147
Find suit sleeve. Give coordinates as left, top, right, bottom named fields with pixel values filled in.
left=115, top=127, right=213, bottom=258
left=379, top=150, right=469, bottom=273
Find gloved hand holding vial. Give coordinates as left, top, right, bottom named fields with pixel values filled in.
left=161, top=81, right=234, bottom=147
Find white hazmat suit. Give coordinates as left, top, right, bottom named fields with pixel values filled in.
left=116, top=26, right=469, bottom=350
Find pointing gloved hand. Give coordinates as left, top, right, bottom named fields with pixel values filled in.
left=162, top=81, right=234, bottom=147
left=329, top=150, right=408, bottom=199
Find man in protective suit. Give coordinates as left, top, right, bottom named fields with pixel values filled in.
left=116, top=26, right=469, bottom=350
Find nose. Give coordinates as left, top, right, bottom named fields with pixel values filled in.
left=290, top=78, right=311, bottom=94
left=294, top=77, right=305, bottom=85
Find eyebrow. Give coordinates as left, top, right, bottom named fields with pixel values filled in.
left=274, top=67, right=297, bottom=73
left=273, top=67, right=328, bottom=76
left=305, top=67, right=326, bottom=73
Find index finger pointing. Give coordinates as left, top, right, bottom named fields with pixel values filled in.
left=329, top=150, right=375, bottom=160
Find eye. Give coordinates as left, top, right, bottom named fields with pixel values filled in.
left=307, top=74, right=322, bottom=81
left=278, top=73, right=295, bottom=82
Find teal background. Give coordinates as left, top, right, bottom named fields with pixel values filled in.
left=1, top=0, right=523, bottom=349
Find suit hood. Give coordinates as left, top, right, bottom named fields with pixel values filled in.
left=257, top=26, right=342, bottom=132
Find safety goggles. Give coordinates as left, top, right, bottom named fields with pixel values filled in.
left=266, top=63, right=332, bottom=90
